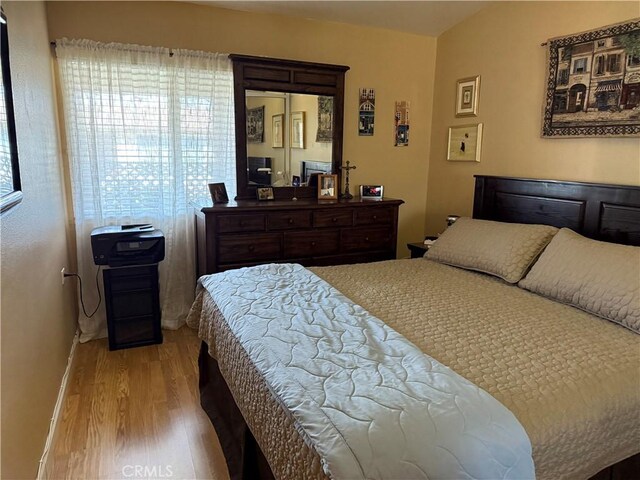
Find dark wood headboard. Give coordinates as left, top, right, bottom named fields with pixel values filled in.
left=473, top=175, right=640, bottom=246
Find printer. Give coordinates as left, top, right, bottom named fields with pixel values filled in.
left=91, top=224, right=165, bottom=267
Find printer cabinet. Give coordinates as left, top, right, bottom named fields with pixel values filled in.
left=103, top=264, right=162, bottom=350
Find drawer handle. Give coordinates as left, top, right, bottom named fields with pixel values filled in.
left=372, top=215, right=377, bottom=220
left=248, top=245, right=255, bottom=252
left=311, top=241, right=316, bottom=247
left=288, top=218, right=294, bottom=224
left=239, top=221, right=245, bottom=227
left=365, top=237, right=370, bottom=242
left=332, top=217, right=337, bottom=222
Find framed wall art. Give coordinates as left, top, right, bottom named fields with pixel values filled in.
left=359, top=88, right=375, bottom=136
left=455, top=75, right=480, bottom=117
left=246, top=106, right=264, bottom=143
left=542, top=19, right=640, bottom=137
left=447, top=123, right=483, bottom=162
left=272, top=114, right=284, bottom=148
left=291, top=111, right=305, bottom=148
left=394, top=101, right=410, bottom=146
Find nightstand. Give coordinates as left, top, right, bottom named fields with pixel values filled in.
left=407, top=236, right=438, bottom=258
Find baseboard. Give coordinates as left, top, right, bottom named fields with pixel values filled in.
left=36, top=328, right=80, bottom=480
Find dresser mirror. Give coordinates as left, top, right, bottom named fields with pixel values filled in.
left=245, top=90, right=333, bottom=188
left=231, top=54, right=349, bottom=200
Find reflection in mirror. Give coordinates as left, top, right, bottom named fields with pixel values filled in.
left=0, top=10, right=22, bottom=213
left=245, top=90, right=333, bottom=188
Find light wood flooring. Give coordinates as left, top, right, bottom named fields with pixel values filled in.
left=45, top=327, right=230, bottom=480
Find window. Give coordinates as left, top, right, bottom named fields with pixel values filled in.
left=56, top=40, right=236, bottom=339
left=57, top=44, right=236, bottom=220
left=594, top=56, right=605, bottom=75
left=573, top=57, right=588, bottom=74
left=558, top=68, right=569, bottom=85
left=628, top=55, right=640, bottom=68
left=607, top=54, right=621, bottom=73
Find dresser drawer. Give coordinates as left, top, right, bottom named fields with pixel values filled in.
left=354, top=207, right=393, bottom=226
left=342, top=227, right=393, bottom=252
left=284, top=230, right=339, bottom=258
left=217, top=214, right=265, bottom=233
left=313, top=209, right=353, bottom=227
left=267, top=211, right=312, bottom=230
left=218, top=234, right=281, bottom=263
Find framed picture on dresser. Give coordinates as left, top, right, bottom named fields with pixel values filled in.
left=318, top=174, right=338, bottom=200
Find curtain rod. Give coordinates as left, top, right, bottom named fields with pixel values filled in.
left=49, top=41, right=175, bottom=56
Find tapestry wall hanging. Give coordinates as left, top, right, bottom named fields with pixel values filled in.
left=247, top=106, right=264, bottom=143
left=316, top=96, right=333, bottom=142
left=542, top=19, right=640, bottom=137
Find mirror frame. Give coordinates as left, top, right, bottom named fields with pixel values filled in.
left=230, top=54, right=349, bottom=200
left=0, top=9, right=22, bottom=214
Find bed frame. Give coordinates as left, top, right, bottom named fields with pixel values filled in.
left=473, top=175, right=640, bottom=245
left=200, top=176, right=640, bottom=480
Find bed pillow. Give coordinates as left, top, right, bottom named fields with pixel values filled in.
left=425, top=217, right=558, bottom=283
left=519, top=228, right=640, bottom=333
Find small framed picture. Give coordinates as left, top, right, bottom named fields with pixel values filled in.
left=292, top=175, right=301, bottom=187
left=447, top=123, right=483, bottom=162
left=360, top=185, right=384, bottom=199
left=318, top=174, right=338, bottom=200
left=256, top=187, right=274, bottom=201
left=208, top=182, right=229, bottom=204
left=290, top=111, right=305, bottom=149
left=455, top=75, right=480, bottom=117
left=272, top=114, right=284, bottom=148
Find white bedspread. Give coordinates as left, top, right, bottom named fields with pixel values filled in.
left=200, top=263, right=535, bottom=480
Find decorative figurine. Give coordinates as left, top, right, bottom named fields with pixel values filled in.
left=339, top=160, right=357, bottom=200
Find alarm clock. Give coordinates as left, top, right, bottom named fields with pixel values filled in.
left=360, top=185, right=384, bottom=199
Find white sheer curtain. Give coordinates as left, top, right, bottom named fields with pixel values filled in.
left=56, top=39, right=235, bottom=341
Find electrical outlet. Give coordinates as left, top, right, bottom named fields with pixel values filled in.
left=61, top=267, right=66, bottom=285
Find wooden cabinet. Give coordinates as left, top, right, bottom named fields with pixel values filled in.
left=195, top=198, right=403, bottom=275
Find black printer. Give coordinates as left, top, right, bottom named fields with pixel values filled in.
left=91, top=224, right=165, bottom=267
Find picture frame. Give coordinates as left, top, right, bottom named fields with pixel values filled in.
left=272, top=114, right=284, bottom=148
left=256, top=187, right=274, bottom=201
left=317, top=174, right=338, bottom=200
left=542, top=19, right=640, bottom=137
left=246, top=106, right=264, bottom=143
left=292, top=175, right=301, bottom=187
left=359, top=185, right=384, bottom=199
left=290, top=111, right=305, bottom=149
left=447, top=123, right=483, bottom=162
left=208, top=182, right=229, bottom=204
left=455, top=75, right=480, bottom=117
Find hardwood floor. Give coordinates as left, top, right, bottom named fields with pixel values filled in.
left=45, top=327, right=230, bottom=480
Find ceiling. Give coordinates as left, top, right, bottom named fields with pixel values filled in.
left=194, top=1, right=492, bottom=37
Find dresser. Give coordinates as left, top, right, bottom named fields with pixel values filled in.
left=195, top=198, right=404, bottom=275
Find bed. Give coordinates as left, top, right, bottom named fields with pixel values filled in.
left=187, top=176, right=640, bottom=480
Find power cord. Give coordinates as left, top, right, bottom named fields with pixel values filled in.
left=64, top=266, right=102, bottom=318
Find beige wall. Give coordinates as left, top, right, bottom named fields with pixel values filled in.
left=0, top=2, right=77, bottom=478
left=46, top=1, right=438, bottom=254
left=426, top=1, right=640, bottom=234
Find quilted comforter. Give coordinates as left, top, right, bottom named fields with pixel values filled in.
left=188, top=259, right=640, bottom=480
left=196, top=263, right=534, bottom=479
